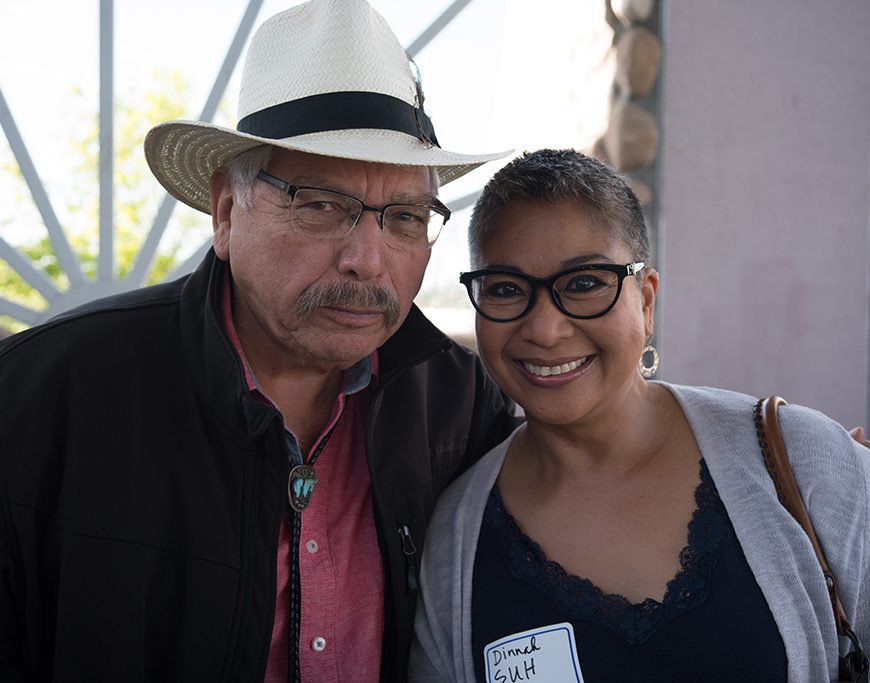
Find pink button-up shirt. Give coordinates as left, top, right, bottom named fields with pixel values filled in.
left=220, top=276, right=384, bottom=682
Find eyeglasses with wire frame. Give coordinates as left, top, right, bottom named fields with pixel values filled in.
left=256, top=171, right=450, bottom=251
left=459, top=262, right=645, bottom=322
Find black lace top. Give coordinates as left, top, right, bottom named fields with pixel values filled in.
left=471, top=460, right=787, bottom=682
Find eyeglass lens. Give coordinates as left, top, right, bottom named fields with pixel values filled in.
left=469, top=268, right=622, bottom=320
left=290, top=188, right=443, bottom=249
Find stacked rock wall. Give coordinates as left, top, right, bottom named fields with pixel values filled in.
left=594, top=0, right=662, bottom=263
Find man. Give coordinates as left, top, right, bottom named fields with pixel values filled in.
left=0, top=1, right=518, bottom=680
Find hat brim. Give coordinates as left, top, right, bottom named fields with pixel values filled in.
left=144, top=120, right=512, bottom=214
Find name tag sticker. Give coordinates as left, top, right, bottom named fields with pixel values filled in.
left=484, top=622, right=584, bottom=683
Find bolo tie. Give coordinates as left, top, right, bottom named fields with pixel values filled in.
left=288, top=424, right=336, bottom=683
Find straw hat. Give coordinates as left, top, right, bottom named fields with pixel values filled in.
left=144, top=0, right=511, bottom=214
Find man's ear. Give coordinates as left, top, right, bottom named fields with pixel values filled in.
left=641, top=267, right=659, bottom=338
left=210, top=169, right=233, bottom=261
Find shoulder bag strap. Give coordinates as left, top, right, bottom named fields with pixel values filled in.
left=754, top=396, right=868, bottom=681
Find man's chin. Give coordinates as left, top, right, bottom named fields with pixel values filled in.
left=295, top=308, right=408, bottom=368
left=313, top=329, right=391, bottom=368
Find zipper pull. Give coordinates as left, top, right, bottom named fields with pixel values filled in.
left=398, top=525, right=418, bottom=592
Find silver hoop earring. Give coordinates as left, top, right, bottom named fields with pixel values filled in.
left=639, top=344, right=659, bottom=379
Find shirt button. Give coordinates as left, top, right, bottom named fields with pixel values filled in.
left=306, top=539, right=319, bottom=554
left=311, top=636, right=327, bottom=652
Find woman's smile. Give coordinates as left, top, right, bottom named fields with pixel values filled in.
left=517, top=354, right=595, bottom=380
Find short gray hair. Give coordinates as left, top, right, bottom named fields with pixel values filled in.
left=468, top=149, right=649, bottom=268
left=227, top=145, right=275, bottom=211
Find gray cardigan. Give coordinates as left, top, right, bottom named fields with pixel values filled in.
left=410, top=383, right=870, bottom=682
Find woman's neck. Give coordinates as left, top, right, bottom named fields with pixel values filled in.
left=510, top=381, right=680, bottom=482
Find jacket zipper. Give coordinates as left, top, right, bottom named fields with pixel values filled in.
left=364, top=331, right=451, bottom=680
left=398, top=524, right=418, bottom=591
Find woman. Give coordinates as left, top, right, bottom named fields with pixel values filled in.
left=410, top=149, right=869, bottom=682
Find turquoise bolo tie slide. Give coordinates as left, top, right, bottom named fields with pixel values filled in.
left=288, top=464, right=318, bottom=512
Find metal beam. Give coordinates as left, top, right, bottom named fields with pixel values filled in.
left=98, top=0, right=114, bottom=282
left=0, top=296, right=43, bottom=327
left=0, top=236, right=61, bottom=301
left=0, top=87, right=85, bottom=284
left=129, top=0, right=265, bottom=287
left=447, top=189, right=481, bottom=213
left=406, top=0, right=475, bottom=58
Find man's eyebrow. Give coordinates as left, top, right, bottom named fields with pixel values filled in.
left=283, top=176, right=438, bottom=205
left=390, top=191, right=440, bottom=205
left=283, top=175, right=338, bottom=190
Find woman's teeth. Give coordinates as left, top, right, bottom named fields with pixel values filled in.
left=522, top=357, right=589, bottom=377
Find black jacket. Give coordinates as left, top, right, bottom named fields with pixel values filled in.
left=0, top=251, right=517, bottom=682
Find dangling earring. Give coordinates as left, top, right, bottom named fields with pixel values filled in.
left=639, top=343, right=659, bottom=379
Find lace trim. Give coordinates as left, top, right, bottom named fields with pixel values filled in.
left=486, top=459, right=734, bottom=644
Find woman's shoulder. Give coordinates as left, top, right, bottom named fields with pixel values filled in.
left=778, top=402, right=870, bottom=488
left=659, top=381, right=869, bottom=499
left=656, top=381, right=757, bottom=414
left=657, top=382, right=858, bottom=443
left=655, top=382, right=760, bottom=447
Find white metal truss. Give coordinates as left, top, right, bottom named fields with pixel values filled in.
left=0, top=0, right=480, bottom=328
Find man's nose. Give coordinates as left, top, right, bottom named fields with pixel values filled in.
left=335, top=211, right=389, bottom=281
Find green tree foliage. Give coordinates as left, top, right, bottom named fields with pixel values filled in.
left=0, top=70, right=213, bottom=332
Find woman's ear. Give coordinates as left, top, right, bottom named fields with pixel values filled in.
left=641, top=267, right=659, bottom=337
left=210, top=169, right=234, bottom=261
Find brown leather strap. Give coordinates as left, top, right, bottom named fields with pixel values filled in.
left=754, top=396, right=850, bottom=636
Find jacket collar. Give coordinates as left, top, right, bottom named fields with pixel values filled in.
left=180, top=250, right=267, bottom=435
left=378, top=300, right=453, bottom=384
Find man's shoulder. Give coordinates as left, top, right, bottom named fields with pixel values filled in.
left=0, top=278, right=188, bottom=370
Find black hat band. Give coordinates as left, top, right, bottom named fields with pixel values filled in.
left=237, top=91, right=440, bottom=147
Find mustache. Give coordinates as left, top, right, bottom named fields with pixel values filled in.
left=296, top=280, right=401, bottom=327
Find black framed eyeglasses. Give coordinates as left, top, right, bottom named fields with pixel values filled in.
left=256, top=171, right=450, bottom=251
left=459, top=262, right=645, bottom=322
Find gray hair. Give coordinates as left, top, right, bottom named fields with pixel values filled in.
left=227, top=145, right=276, bottom=211
left=226, top=145, right=440, bottom=213
left=468, top=149, right=649, bottom=268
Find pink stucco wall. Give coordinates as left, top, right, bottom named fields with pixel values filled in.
left=657, top=0, right=870, bottom=427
